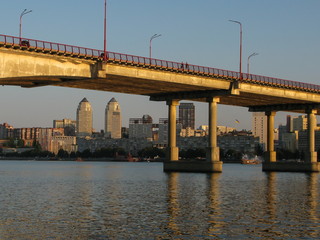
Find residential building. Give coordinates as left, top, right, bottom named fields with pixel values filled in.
left=129, top=115, right=153, bottom=140
left=252, top=112, right=267, bottom=150
left=179, top=127, right=195, bottom=137
left=51, top=136, right=77, bottom=154
left=0, top=123, right=13, bottom=139
left=105, top=98, right=122, bottom=139
left=38, top=128, right=64, bottom=151
left=158, top=118, right=182, bottom=144
left=76, top=97, right=93, bottom=137
left=179, top=103, right=195, bottom=129
left=217, top=126, right=236, bottom=135
left=292, top=115, right=308, bottom=131
left=53, top=118, right=76, bottom=136
left=177, top=132, right=259, bottom=153
left=298, top=130, right=320, bottom=155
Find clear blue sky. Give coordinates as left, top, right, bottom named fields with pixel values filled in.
left=1, top=0, right=320, bottom=131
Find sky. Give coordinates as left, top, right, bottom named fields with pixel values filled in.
left=1, top=0, right=320, bottom=131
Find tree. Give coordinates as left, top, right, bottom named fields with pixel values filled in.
left=255, top=144, right=264, bottom=156
left=80, top=149, right=92, bottom=158
left=57, top=149, right=69, bottom=158
left=138, top=147, right=166, bottom=158
left=32, top=140, right=42, bottom=152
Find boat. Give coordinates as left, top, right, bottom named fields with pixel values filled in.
left=241, top=154, right=260, bottom=164
left=75, top=157, right=84, bottom=162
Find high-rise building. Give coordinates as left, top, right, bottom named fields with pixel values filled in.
left=179, top=103, right=195, bottom=130
left=105, top=98, right=122, bottom=139
left=76, top=98, right=93, bottom=137
left=252, top=112, right=267, bottom=150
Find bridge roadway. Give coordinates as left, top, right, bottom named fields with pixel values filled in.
left=1, top=34, right=320, bottom=172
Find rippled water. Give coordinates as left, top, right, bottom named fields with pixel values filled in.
left=0, top=161, right=319, bottom=239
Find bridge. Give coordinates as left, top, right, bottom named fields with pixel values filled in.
left=1, top=34, right=320, bottom=172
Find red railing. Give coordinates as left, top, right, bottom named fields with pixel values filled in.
left=1, top=34, right=320, bottom=93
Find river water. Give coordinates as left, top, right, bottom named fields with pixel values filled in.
left=0, top=160, right=319, bottom=239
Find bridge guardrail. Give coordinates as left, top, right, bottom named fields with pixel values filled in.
left=1, top=34, right=320, bottom=93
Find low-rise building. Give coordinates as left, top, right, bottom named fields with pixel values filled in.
left=51, top=136, right=77, bottom=154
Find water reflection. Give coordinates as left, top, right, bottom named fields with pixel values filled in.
left=166, top=172, right=182, bottom=236
left=306, top=173, right=319, bottom=238
left=0, top=161, right=320, bottom=239
left=266, top=172, right=277, bottom=219
left=164, top=167, right=320, bottom=239
left=206, top=173, right=223, bottom=238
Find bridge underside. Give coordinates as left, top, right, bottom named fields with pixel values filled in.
left=0, top=73, right=318, bottom=114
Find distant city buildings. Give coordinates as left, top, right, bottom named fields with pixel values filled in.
left=179, top=103, right=195, bottom=130
left=105, top=98, right=122, bottom=139
left=53, top=118, right=76, bottom=136
left=51, top=135, right=77, bottom=154
left=157, top=118, right=182, bottom=144
left=177, top=130, right=259, bottom=154
left=0, top=123, right=13, bottom=139
left=129, top=115, right=154, bottom=140
left=10, top=98, right=320, bottom=160
left=277, top=114, right=320, bottom=160
left=76, top=98, right=93, bottom=137
left=292, top=115, right=308, bottom=131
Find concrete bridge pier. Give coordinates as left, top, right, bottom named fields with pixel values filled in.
left=306, top=109, right=317, bottom=163
left=163, top=97, right=222, bottom=172
left=167, top=99, right=180, bottom=161
left=206, top=97, right=222, bottom=172
left=265, top=111, right=277, bottom=163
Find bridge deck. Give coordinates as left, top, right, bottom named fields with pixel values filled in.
left=1, top=34, right=320, bottom=113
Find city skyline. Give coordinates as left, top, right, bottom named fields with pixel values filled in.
left=1, top=0, right=320, bottom=130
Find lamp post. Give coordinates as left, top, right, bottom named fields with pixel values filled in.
left=19, top=9, right=32, bottom=44
left=229, top=20, right=242, bottom=79
left=149, top=33, right=161, bottom=59
left=103, top=0, right=107, bottom=61
left=247, top=52, right=258, bottom=74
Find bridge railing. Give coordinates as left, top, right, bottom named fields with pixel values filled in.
left=1, top=34, right=320, bottom=93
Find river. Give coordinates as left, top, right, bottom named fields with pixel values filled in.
left=0, top=160, right=319, bottom=239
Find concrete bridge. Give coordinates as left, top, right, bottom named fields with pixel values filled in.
left=1, top=34, right=320, bottom=172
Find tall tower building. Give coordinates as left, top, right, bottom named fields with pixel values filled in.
left=76, top=98, right=93, bottom=137
left=179, top=103, right=195, bottom=129
left=252, top=112, right=267, bottom=150
left=105, top=98, right=122, bottom=139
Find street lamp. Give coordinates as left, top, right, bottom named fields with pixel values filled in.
left=103, top=0, right=107, bottom=61
left=229, top=20, right=242, bottom=79
left=247, top=52, right=258, bottom=74
left=19, top=9, right=32, bottom=43
left=149, top=33, right=161, bottom=59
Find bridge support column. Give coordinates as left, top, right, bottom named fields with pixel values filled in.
left=206, top=97, right=220, bottom=162
left=167, top=99, right=179, bottom=161
left=265, top=111, right=276, bottom=162
left=205, top=97, right=222, bottom=172
left=306, top=109, right=317, bottom=163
